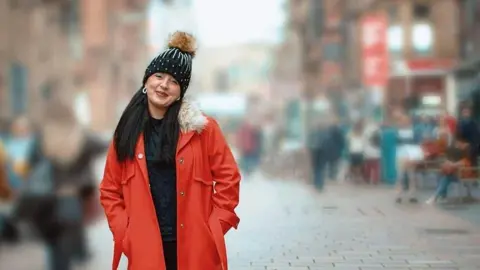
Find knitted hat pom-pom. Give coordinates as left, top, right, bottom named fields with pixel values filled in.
left=168, top=31, right=197, bottom=58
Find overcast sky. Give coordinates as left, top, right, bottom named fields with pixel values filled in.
left=192, top=0, right=285, bottom=46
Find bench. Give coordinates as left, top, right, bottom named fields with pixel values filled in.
left=452, top=166, right=480, bottom=203
left=414, top=158, right=480, bottom=202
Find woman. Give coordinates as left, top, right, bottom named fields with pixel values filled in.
left=99, top=32, right=241, bottom=270
left=395, top=112, right=423, bottom=203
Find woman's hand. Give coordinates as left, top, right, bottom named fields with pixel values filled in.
left=206, top=118, right=241, bottom=233
left=99, top=142, right=128, bottom=242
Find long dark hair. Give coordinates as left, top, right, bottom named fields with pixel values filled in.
left=113, top=88, right=181, bottom=163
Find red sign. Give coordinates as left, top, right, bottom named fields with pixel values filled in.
left=406, top=59, right=457, bottom=71
left=361, top=14, right=389, bottom=87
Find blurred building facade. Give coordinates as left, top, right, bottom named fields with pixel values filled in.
left=274, top=0, right=474, bottom=139
left=0, top=0, right=149, bottom=132
left=272, top=0, right=348, bottom=142
left=0, top=0, right=77, bottom=121
left=344, top=0, right=461, bottom=116
left=451, top=0, right=480, bottom=117
left=82, top=0, right=149, bottom=131
left=279, top=0, right=463, bottom=118
left=194, top=44, right=273, bottom=97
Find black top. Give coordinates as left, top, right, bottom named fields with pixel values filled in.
left=144, top=117, right=177, bottom=242
left=445, top=146, right=467, bottom=163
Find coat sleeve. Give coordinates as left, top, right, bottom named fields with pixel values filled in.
left=99, top=142, right=128, bottom=242
left=207, top=118, right=241, bottom=234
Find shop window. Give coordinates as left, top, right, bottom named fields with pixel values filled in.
left=412, top=2, right=433, bottom=56
left=412, top=22, right=434, bottom=56
left=413, top=3, right=430, bottom=19
left=387, top=24, right=403, bottom=55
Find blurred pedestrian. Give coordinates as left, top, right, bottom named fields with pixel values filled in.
left=0, top=143, right=10, bottom=200
left=1, top=116, right=35, bottom=243
left=413, top=114, right=435, bottom=143
left=15, top=99, right=108, bottom=270
left=426, top=135, right=471, bottom=204
left=307, top=118, right=330, bottom=191
left=324, top=115, right=344, bottom=181
left=4, top=116, right=35, bottom=189
left=395, top=112, right=423, bottom=203
left=346, top=120, right=364, bottom=183
left=0, top=126, right=14, bottom=243
left=456, top=106, right=479, bottom=166
left=236, top=118, right=262, bottom=177
left=442, top=109, right=457, bottom=135
left=0, top=117, right=11, bottom=200
left=363, top=120, right=381, bottom=184
left=99, top=32, right=241, bottom=270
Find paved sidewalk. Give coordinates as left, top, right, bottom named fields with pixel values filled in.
left=1, top=178, right=480, bottom=270
left=227, top=180, right=480, bottom=270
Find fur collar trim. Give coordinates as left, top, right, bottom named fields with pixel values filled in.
left=178, top=98, right=208, bottom=133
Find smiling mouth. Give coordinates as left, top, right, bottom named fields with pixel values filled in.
left=155, top=91, right=168, bottom=98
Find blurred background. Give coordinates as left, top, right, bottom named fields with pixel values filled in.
left=2, top=0, right=480, bottom=269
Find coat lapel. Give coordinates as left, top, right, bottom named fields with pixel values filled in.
left=135, top=134, right=150, bottom=188
left=177, top=131, right=195, bottom=154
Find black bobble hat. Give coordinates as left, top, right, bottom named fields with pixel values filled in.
left=143, top=31, right=197, bottom=96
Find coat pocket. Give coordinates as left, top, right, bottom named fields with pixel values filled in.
left=194, top=176, right=213, bottom=186
left=194, top=176, right=215, bottom=195
left=122, top=218, right=131, bottom=258
left=208, top=212, right=227, bottom=270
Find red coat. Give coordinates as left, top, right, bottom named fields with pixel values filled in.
left=100, top=101, right=241, bottom=270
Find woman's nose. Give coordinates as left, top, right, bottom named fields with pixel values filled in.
left=160, top=78, right=168, bottom=88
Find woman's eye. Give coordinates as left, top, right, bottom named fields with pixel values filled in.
left=155, top=74, right=163, bottom=78
left=171, top=80, right=178, bottom=85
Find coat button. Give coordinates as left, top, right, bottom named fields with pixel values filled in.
left=137, top=153, right=144, bottom=159
left=180, top=191, right=185, bottom=196
left=179, top=157, right=184, bottom=164
left=180, top=223, right=184, bottom=228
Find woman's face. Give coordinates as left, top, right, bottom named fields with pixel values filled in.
left=145, top=72, right=181, bottom=109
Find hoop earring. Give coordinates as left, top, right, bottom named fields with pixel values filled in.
left=142, top=87, right=147, bottom=94
left=176, top=97, right=181, bottom=101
